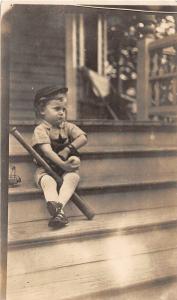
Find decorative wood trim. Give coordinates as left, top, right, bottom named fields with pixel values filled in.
left=65, top=14, right=78, bottom=120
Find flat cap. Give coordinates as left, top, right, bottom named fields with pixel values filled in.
left=34, top=86, right=68, bottom=105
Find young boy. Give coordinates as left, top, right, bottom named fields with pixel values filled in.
left=32, top=86, right=87, bottom=228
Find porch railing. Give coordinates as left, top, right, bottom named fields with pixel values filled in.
left=137, top=34, right=177, bottom=122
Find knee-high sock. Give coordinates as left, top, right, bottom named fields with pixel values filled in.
left=58, top=172, right=80, bottom=207
left=40, top=175, right=59, bottom=203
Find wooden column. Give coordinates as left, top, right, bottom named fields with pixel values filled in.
left=103, top=17, right=108, bottom=76
left=136, top=38, right=153, bottom=121
left=97, top=15, right=107, bottom=76
left=78, top=14, right=85, bottom=67
left=1, top=5, right=11, bottom=300
left=97, top=15, right=103, bottom=75
left=65, top=14, right=78, bottom=120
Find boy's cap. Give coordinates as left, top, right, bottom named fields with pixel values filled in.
left=34, top=86, right=68, bottom=105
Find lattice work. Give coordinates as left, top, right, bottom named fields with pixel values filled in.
left=150, top=78, right=176, bottom=107
left=148, top=36, right=177, bottom=121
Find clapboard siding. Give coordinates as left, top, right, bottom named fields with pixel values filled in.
left=10, top=45, right=66, bottom=59
left=9, top=5, right=66, bottom=121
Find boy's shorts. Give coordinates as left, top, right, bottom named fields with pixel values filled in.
left=34, top=166, right=64, bottom=187
left=34, top=166, right=80, bottom=188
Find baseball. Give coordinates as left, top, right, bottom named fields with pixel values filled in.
left=68, top=156, right=80, bottom=167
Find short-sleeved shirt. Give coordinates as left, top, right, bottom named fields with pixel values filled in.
left=32, top=119, right=86, bottom=153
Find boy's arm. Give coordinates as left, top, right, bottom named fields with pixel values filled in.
left=70, top=134, right=87, bottom=150
left=58, top=134, right=87, bottom=160
left=38, top=144, right=79, bottom=172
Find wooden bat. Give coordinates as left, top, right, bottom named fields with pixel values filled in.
left=10, top=127, right=95, bottom=220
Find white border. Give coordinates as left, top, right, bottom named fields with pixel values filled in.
left=1, top=0, right=177, bottom=6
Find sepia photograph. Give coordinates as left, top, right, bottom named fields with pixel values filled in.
left=1, top=1, right=177, bottom=299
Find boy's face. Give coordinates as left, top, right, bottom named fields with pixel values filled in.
left=41, top=97, right=67, bottom=126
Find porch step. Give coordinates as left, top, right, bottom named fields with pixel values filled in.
left=9, top=121, right=177, bottom=155
left=8, top=176, right=177, bottom=223
left=75, top=279, right=177, bottom=300
left=9, top=146, right=177, bottom=189
left=9, top=174, right=177, bottom=196
left=9, top=185, right=177, bottom=224
left=10, top=144, right=177, bottom=157
left=7, top=208, right=177, bottom=300
left=7, top=248, right=177, bottom=300
left=7, top=212, right=177, bottom=275
left=8, top=207, right=177, bottom=247
left=7, top=227, right=177, bottom=277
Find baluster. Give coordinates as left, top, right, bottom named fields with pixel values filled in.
left=170, top=47, right=177, bottom=73
left=158, top=49, right=164, bottom=76
left=175, top=46, right=177, bottom=72
left=150, top=51, right=158, bottom=77
left=159, top=81, right=166, bottom=105
left=155, top=81, right=160, bottom=106
left=172, top=78, right=177, bottom=104
left=167, top=79, right=173, bottom=104
left=149, top=51, right=153, bottom=77
left=161, top=53, right=169, bottom=74
left=151, top=81, right=155, bottom=106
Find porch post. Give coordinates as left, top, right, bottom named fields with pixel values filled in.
left=78, top=14, right=85, bottom=67
left=103, top=17, right=108, bottom=76
left=1, top=5, right=11, bottom=300
left=65, top=14, right=78, bottom=120
left=97, top=15, right=102, bottom=75
left=97, top=15, right=107, bottom=75
left=136, top=38, right=153, bottom=121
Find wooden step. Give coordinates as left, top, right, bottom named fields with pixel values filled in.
left=8, top=184, right=177, bottom=224
left=9, top=146, right=177, bottom=187
left=75, top=279, right=177, bottom=300
left=8, top=171, right=177, bottom=197
left=9, top=144, right=177, bottom=157
left=7, top=226, right=177, bottom=276
left=8, top=207, right=177, bottom=246
left=7, top=208, right=177, bottom=299
left=9, top=121, right=177, bottom=155
left=6, top=247, right=177, bottom=300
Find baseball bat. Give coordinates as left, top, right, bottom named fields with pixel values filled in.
left=10, top=127, right=95, bottom=220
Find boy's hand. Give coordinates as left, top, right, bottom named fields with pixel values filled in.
left=58, top=147, right=70, bottom=160
left=60, top=157, right=80, bottom=172
left=68, top=156, right=80, bottom=167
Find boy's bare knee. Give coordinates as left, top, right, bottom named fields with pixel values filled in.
left=63, top=171, right=80, bottom=183
left=70, top=172, right=80, bottom=182
left=73, top=172, right=80, bottom=182
left=40, top=174, right=57, bottom=188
